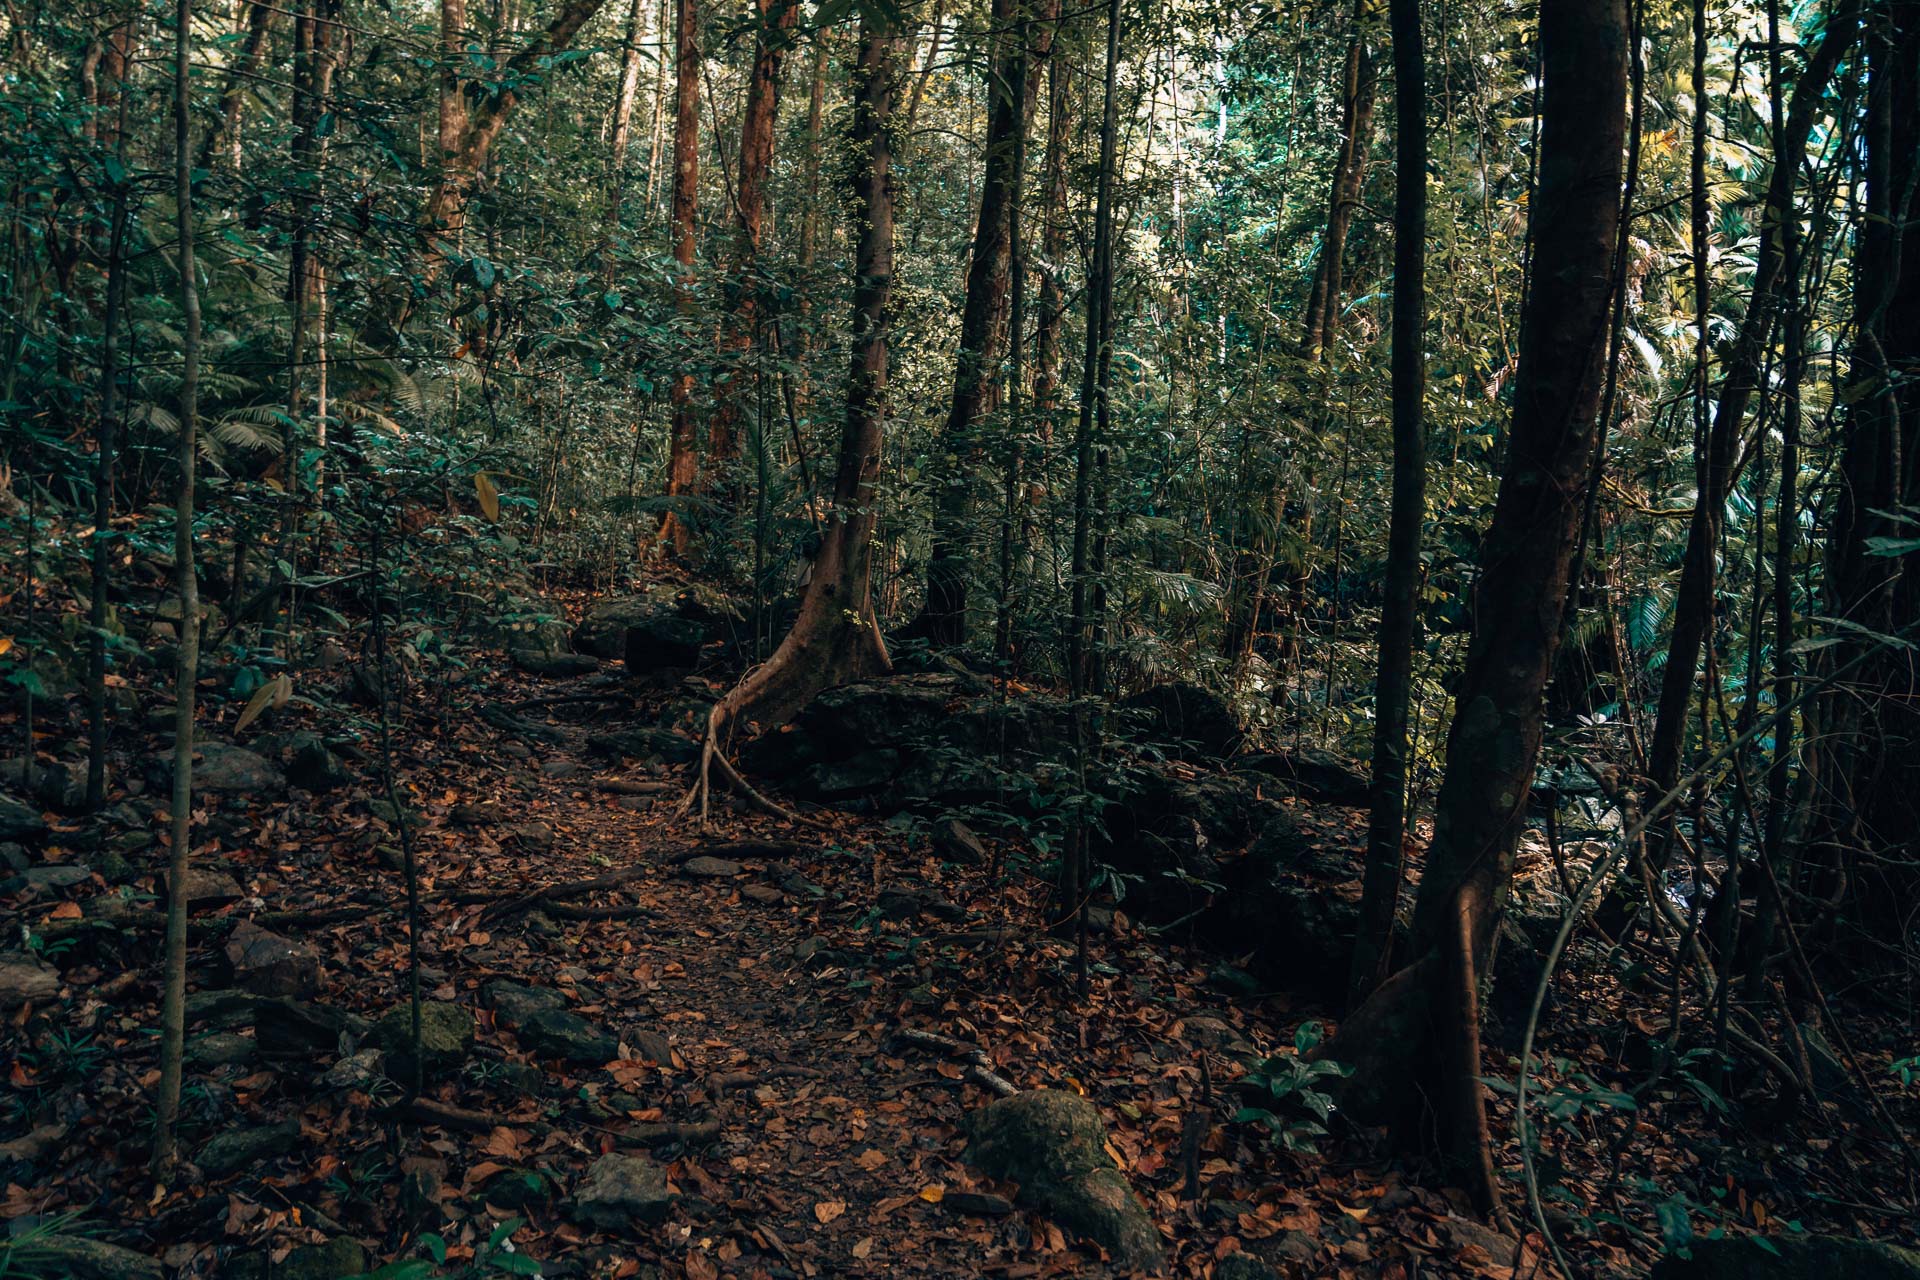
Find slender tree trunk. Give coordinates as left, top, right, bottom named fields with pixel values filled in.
left=155, top=0, right=203, bottom=1176
left=687, top=10, right=899, bottom=779
left=608, top=0, right=649, bottom=184
left=1325, top=0, right=1627, bottom=1218
left=1350, top=0, right=1425, bottom=1007
left=1058, top=0, right=1122, bottom=977
left=86, top=22, right=137, bottom=811
left=1301, top=3, right=1376, bottom=362
left=659, top=0, right=702, bottom=555
left=915, top=0, right=1057, bottom=644
left=705, top=0, right=801, bottom=485
left=645, top=0, right=671, bottom=210
left=197, top=0, right=274, bottom=170
left=1645, top=1, right=1861, bottom=812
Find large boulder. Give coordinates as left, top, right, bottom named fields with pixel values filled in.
left=250, top=731, right=350, bottom=791
left=517, top=1007, right=620, bottom=1066
left=1650, top=1237, right=1920, bottom=1280
left=1236, top=748, right=1371, bottom=807
left=1117, top=682, right=1243, bottom=760
left=1212, top=823, right=1366, bottom=1000
left=254, top=997, right=371, bottom=1058
left=0, top=759, right=87, bottom=814
left=569, top=1153, right=675, bottom=1230
left=586, top=726, right=698, bottom=765
left=1092, top=766, right=1279, bottom=925
left=624, top=609, right=708, bottom=674
left=965, top=1090, right=1163, bottom=1270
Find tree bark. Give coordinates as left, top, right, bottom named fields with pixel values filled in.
left=1644, top=0, right=1861, bottom=812
left=86, top=15, right=138, bottom=811
left=704, top=0, right=802, bottom=483
left=659, top=0, right=702, bottom=555
left=1301, top=5, right=1376, bottom=362
left=1350, top=0, right=1425, bottom=1007
left=155, top=0, right=203, bottom=1176
left=608, top=0, right=650, bottom=183
left=915, top=0, right=1057, bottom=645
left=197, top=0, right=275, bottom=170
left=688, top=9, right=899, bottom=767
left=1815, top=0, right=1919, bottom=868
left=1326, top=0, right=1627, bottom=1217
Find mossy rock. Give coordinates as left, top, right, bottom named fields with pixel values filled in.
left=1650, top=1236, right=1920, bottom=1280
left=224, top=1237, right=368, bottom=1280
left=370, top=1000, right=474, bottom=1083
left=965, top=1090, right=1163, bottom=1270
left=482, top=1166, right=557, bottom=1211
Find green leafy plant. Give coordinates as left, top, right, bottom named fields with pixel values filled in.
left=1233, top=1021, right=1351, bottom=1152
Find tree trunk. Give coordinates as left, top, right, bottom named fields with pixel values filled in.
left=1815, top=0, right=1919, bottom=871
left=1644, top=1, right=1861, bottom=812
left=915, top=0, right=1057, bottom=645
left=1350, top=0, right=1425, bottom=1007
left=198, top=0, right=275, bottom=170
left=1325, top=0, right=1627, bottom=1217
left=608, top=0, right=650, bottom=183
left=155, top=0, right=203, bottom=1175
left=705, top=0, right=802, bottom=485
left=409, top=0, right=611, bottom=312
left=1301, top=5, right=1376, bottom=362
left=688, top=10, right=899, bottom=769
left=86, top=17, right=138, bottom=811
left=659, top=0, right=702, bottom=555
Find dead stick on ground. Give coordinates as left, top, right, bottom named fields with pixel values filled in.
left=891, top=1027, right=1019, bottom=1097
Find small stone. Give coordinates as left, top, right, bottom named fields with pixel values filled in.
left=371, top=1001, right=475, bottom=1083
left=509, top=821, right=556, bottom=849
left=400, top=1164, right=445, bottom=1231
left=484, top=979, right=569, bottom=1027
left=451, top=802, right=499, bottom=826
left=518, top=1006, right=620, bottom=1065
left=0, top=793, right=48, bottom=843
left=186, top=1032, right=256, bottom=1068
left=23, top=864, right=92, bottom=891
left=254, top=997, right=370, bottom=1057
left=164, top=866, right=244, bottom=910
left=322, top=1048, right=386, bottom=1089
left=1207, top=964, right=1262, bottom=999
left=541, top=760, right=580, bottom=779
left=225, top=921, right=321, bottom=997
left=1217, top=1253, right=1283, bottom=1280
left=1182, top=1016, right=1251, bottom=1053
left=681, top=856, right=742, bottom=879
left=195, top=1121, right=300, bottom=1178
left=0, top=842, right=29, bottom=872
left=740, top=884, right=785, bottom=906
left=570, top=1153, right=674, bottom=1230
left=0, top=956, right=60, bottom=1008
left=931, top=818, right=987, bottom=864
left=942, top=1190, right=1015, bottom=1216
left=225, top=1237, right=367, bottom=1280
left=630, top=1028, right=673, bottom=1066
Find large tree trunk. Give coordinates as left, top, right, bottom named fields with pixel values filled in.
left=1350, top=0, right=1425, bottom=1006
left=704, top=0, right=802, bottom=484
left=608, top=0, right=650, bottom=182
left=1814, top=0, right=1919, bottom=877
left=1643, top=1, right=1860, bottom=811
left=1324, top=0, right=1626, bottom=1217
left=155, top=0, right=203, bottom=1176
left=659, top=0, right=702, bottom=555
left=914, top=0, right=1057, bottom=645
left=686, top=10, right=899, bottom=787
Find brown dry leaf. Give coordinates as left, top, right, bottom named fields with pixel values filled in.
left=852, top=1237, right=875, bottom=1259
left=917, top=1184, right=945, bottom=1203
left=814, top=1200, right=846, bottom=1225
left=854, top=1148, right=888, bottom=1171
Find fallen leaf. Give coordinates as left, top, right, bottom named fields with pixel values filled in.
left=815, top=1200, right=846, bottom=1225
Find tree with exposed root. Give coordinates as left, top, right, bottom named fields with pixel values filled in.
left=679, top=11, right=900, bottom=822
left=1318, top=0, right=1627, bottom=1219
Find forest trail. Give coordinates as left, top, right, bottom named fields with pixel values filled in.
left=93, top=651, right=1527, bottom=1279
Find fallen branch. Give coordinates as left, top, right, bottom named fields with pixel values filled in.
left=617, top=1118, right=722, bottom=1147
left=891, top=1027, right=1019, bottom=1097
left=706, top=1063, right=824, bottom=1092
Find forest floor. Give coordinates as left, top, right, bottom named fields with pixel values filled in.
left=4, top=587, right=1915, bottom=1280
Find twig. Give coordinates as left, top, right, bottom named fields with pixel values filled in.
left=891, top=1027, right=1019, bottom=1097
